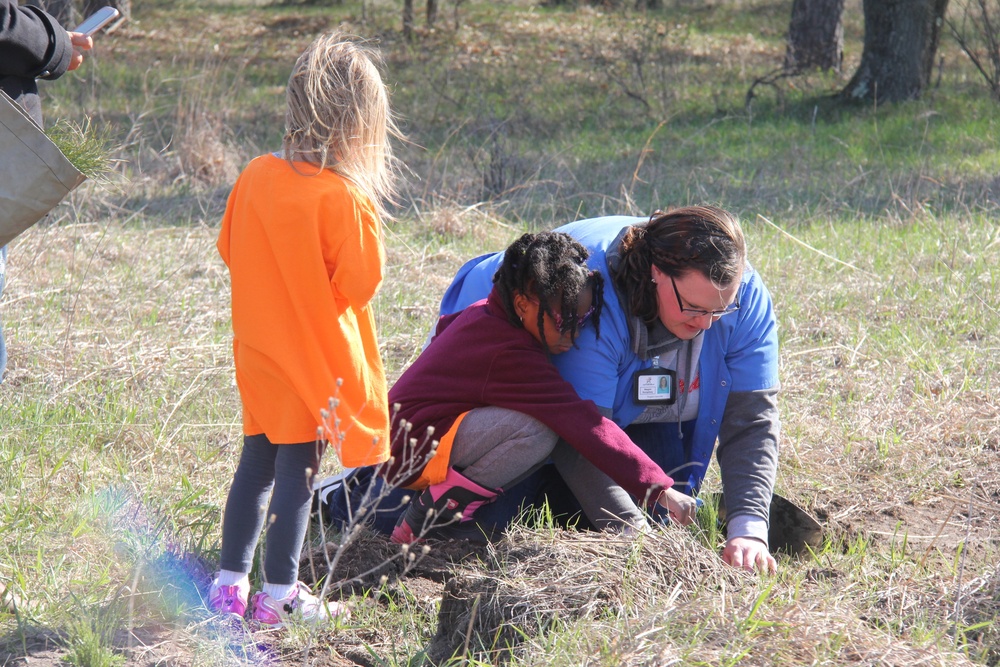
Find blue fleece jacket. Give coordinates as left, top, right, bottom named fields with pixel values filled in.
left=438, top=215, right=781, bottom=541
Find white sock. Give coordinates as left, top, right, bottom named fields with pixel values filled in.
left=263, top=582, right=296, bottom=601
left=215, top=570, right=250, bottom=590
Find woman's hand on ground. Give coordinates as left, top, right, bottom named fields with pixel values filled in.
left=722, top=536, right=777, bottom=574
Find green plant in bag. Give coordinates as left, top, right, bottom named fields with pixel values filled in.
left=46, top=117, right=115, bottom=183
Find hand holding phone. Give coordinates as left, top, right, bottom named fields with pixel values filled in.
left=72, top=6, right=120, bottom=36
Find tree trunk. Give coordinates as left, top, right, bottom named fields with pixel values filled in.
left=784, top=0, right=845, bottom=72
left=426, top=0, right=437, bottom=27
left=403, top=0, right=414, bottom=40
left=840, top=0, right=950, bottom=102
left=83, top=0, right=130, bottom=21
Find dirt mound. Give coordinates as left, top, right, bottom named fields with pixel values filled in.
left=424, top=523, right=744, bottom=664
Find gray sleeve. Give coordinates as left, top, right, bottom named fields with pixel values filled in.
left=715, top=387, right=780, bottom=530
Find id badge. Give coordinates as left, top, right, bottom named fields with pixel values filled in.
left=633, top=361, right=677, bottom=406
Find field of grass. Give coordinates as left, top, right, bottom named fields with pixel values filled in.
left=1, top=0, right=998, bottom=665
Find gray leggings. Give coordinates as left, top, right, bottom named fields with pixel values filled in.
left=219, top=434, right=323, bottom=585
left=449, top=407, right=646, bottom=531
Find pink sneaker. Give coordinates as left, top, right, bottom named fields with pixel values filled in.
left=250, top=582, right=350, bottom=627
left=207, top=581, right=248, bottom=617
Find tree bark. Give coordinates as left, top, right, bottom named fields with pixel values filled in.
left=403, top=0, right=414, bottom=40
left=840, top=0, right=950, bottom=102
left=426, top=0, right=438, bottom=27
left=83, top=0, right=130, bottom=21
left=784, top=0, right=845, bottom=72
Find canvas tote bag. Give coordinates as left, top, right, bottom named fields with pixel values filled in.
left=0, top=90, right=86, bottom=247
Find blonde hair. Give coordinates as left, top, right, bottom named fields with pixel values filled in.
left=284, top=32, right=401, bottom=221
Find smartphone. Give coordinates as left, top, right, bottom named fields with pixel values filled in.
left=72, top=6, right=120, bottom=36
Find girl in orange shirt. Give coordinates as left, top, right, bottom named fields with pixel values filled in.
left=210, top=32, right=400, bottom=626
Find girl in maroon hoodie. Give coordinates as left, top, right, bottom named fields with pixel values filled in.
left=385, top=231, right=696, bottom=544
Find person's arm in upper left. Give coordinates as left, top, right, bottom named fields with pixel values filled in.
left=0, top=1, right=82, bottom=80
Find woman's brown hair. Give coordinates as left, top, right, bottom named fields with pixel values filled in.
left=613, top=205, right=746, bottom=325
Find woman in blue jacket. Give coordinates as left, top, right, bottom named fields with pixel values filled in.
left=437, top=205, right=780, bottom=573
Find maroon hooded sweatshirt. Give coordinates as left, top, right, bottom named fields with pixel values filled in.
left=384, top=286, right=673, bottom=505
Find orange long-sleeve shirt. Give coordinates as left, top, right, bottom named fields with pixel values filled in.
left=217, top=154, right=390, bottom=467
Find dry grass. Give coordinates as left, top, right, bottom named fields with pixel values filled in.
left=425, top=523, right=746, bottom=664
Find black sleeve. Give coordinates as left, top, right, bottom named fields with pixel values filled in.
left=0, top=0, right=73, bottom=80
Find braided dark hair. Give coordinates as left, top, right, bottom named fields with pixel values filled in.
left=613, top=205, right=746, bottom=326
left=493, top=231, right=604, bottom=351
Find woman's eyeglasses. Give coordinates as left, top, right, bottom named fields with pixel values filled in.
left=670, top=276, right=740, bottom=319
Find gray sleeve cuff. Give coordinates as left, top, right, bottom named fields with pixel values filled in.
left=726, top=513, right=769, bottom=546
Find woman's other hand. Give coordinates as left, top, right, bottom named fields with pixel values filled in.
left=658, top=487, right=697, bottom=526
